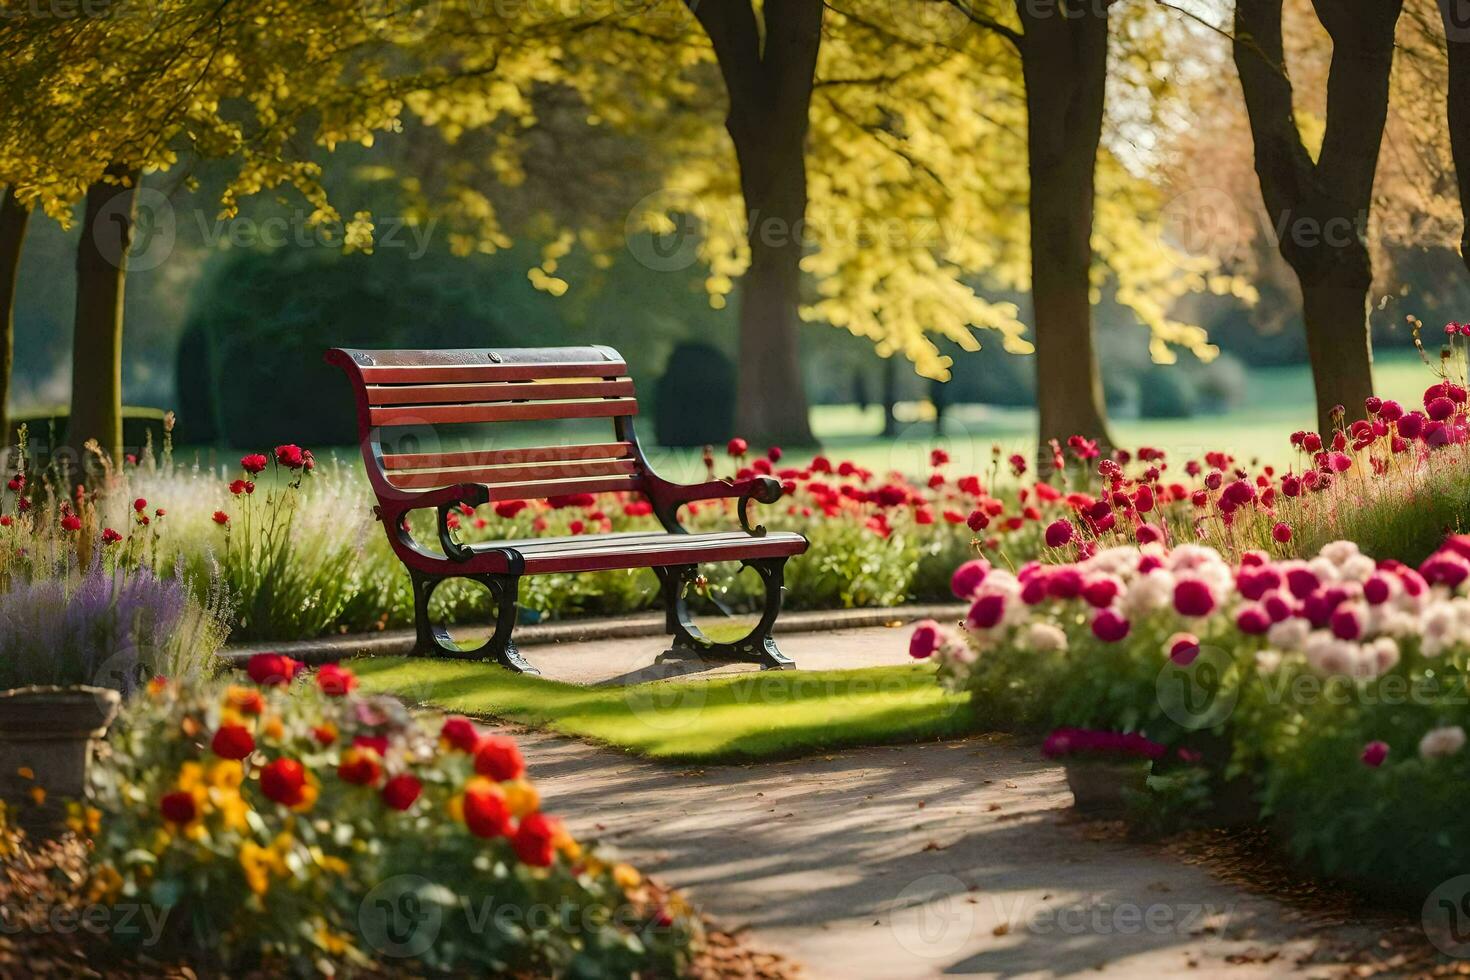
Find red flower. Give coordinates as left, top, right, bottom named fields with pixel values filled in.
left=1272, top=522, right=1293, bottom=543
left=60, top=514, right=81, bottom=532
left=240, top=453, right=269, bottom=474
left=441, top=716, right=479, bottom=752
left=463, top=783, right=513, bottom=838
left=212, top=511, right=230, bottom=526
left=382, top=773, right=423, bottom=811
left=1044, top=519, right=1075, bottom=549
left=338, top=747, right=383, bottom=786
left=211, top=723, right=255, bottom=760
left=229, top=479, right=254, bottom=496
left=513, top=812, right=559, bottom=866
left=473, top=735, right=525, bottom=781
left=133, top=497, right=147, bottom=512
left=1361, top=740, right=1389, bottom=768
left=930, top=448, right=950, bottom=468
left=312, top=725, right=337, bottom=746
left=767, top=446, right=783, bottom=463
left=101, top=528, right=122, bottom=545
left=246, top=653, right=303, bottom=687
left=273, top=444, right=307, bottom=469
left=315, top=664, right=357, bottom=697
left=494, top=500, right=528, bottom=519
left=726, top=437, right=748, bottom=458
left=260, top=758, right=307, bottom=807
left=160, top=791, right=198, bottom=825
left=353, top=734, right=389, bottom=756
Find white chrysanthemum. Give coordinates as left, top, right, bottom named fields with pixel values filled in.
left=1254, top=650, right=1283, bottom=674
left=1120, top=570, right=1174, bottom=618
left=1420, top=604, right=1460, bottom=658
left=1084, top=546, right=1141, bottom=578
left=1339, top=554, right=1377, bottom=583
left=1320, top=540, right=1361, bottom=566
left=1419, top=725, right=1466, bottom=759
left=1307, top=556, right=1339, bottom=585
left=1023, top=622, right=1068, bottom=653
left=1368, top=636, right=1400, bottom=675
left=1303, top=631, right=1354, bottom=676
left=1266, top=618, right=1309, bottom=651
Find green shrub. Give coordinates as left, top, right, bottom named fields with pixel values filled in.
left=652, top=342, right=736, bottom=447
left=1137, top=365, right=1198, bottom=419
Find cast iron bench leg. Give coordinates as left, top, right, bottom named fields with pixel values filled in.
left=407, top=570, right=539, bottom=675
left=656, top=559, right=795, bottom=670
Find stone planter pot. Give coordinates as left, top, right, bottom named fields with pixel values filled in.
left=1062, top=758, right=1150, bottom=815
left=0, top=686, right=121, bottom=836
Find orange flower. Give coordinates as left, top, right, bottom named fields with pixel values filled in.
left=225, top=686, right=265, bottom=716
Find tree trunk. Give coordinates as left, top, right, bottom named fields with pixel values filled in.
left=69, top=168, right=140, bottom=472
left=0, top=188, right=29, bottom=455
left=1444, top=5, right=1470, bottom=276
left=1017, top=0, right=1114, bottom=458
left=684, top=0, right=822, bottom=447
left=882, top=355, right=899, bottom=437
left=1234, top=0, right=1400, bottom=434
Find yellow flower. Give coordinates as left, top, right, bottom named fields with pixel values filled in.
left=313, top=919, right=353, bottom=956
left=66, top=803, right=102, bottom=837
left=211, top=789, right=250, bottom=832
left=15, top=767, right=33, bottom=781
left=612, top=863, right=641, bottom=890
left=240, top=838, right=289, bottom=896
left=86, top=864, right=124, bottom=904
left=262, top=715, right=285, bottom=741
left=502, top=779, right=539, bottom=818
left=28, top=786, right=45, bottom=806
left=147, top=676, right=169, bottom=697
left=177, top=762, right=206, bottom=793
left=446, top=794, right=464, bottom=824
left=207, top=759, right=244, bottom=791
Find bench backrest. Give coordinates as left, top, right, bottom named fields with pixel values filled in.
left=325, top=346, right=647, bottom=502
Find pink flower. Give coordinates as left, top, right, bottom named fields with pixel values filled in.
left=909, top=620, right=944, bottom=659
left=966, top=594, right=1007, bottom=630
left=950, top=560, right=990, bottom=600
left=1166, top=632, right=1200, bottom=666
left=1272, top=522, right=1292, bottom=543
left=726, top=438, right=748, bottom=458
left=1236, top=605, right=1271, bottom=635
left=1135, top=523, right=1164, bottom=545
left=1361, top=740, right=1388, bottom=768
left=274, top=444, right=307, bottom=469
left=1044, top=519, right=1075, bottom=549
left=1090, top=608, right=1130, bottom=643
left=240, top=453, right=269, bottom=474
left=1173, top=578, right=1216, bottom=617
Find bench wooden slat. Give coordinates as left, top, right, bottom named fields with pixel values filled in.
left=517, top=534, right=807, bottom=574
left=381, top=442, right=634, bottom=471
left=370, top=398, right=639, bottom=427
left=366, top=379, right=634, bottom=406
left=487, top=475, right=644, bottom=501
left=386, top=458, right=640, bottom=490
left=359, top=360, right=626, bottom=385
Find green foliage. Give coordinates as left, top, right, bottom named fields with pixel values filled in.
left=653, top=342, right=735, bottom=447
left=1137, top=365, right=1199, bottom=419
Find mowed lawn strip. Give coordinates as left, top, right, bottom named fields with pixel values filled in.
left=351, top=658, right=974, bottom=763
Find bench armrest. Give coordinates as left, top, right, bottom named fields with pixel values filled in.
left=644, top=474, right=784, bottom=536
left=375, top=483, right=490, bottom=563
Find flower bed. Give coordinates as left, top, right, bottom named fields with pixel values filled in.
left=77, top=657, right=697, bottom=974
left=916, top=532, right=1470, bottom=897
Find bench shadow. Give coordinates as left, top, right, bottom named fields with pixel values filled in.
left=594, top=647, right=753, bottom=686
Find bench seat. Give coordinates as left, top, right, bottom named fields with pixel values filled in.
left=473, top=529, right=809, bottom=575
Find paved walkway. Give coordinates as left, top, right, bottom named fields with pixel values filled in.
left=516, top=728, right=1389, bottom=980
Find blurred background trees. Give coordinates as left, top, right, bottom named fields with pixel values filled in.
left=0, top=0, right=1467, bottom=464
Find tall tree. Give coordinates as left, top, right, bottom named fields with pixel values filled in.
left=1444, top=1, right=1470, bottom=275
left=1016, top=0, right=1115, bottom=451
left=1233, top=0, right=1403, bottom=433
left=682, top=0, right=824, bottom=446
left=0, top=187, right=28, bottom=451
left=68, top=169, right=139, bottom=467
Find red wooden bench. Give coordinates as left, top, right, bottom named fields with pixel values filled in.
left=326, top=345, right=808, bottom=674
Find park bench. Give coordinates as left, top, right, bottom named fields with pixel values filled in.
left=326, top=345, right=808, bottom=674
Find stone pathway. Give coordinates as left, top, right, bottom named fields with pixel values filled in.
left=513, top=727, right=1393, bottom=980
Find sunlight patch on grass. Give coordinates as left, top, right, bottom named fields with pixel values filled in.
left=351, top=658, right=973, bottom=762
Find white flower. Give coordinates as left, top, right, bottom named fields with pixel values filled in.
left=1307, top=556, right=1339, bottom=585
left=1254, top=650, right=1283, bottom=674
left=1120, top=570, right=1174, bottom=618
left=1339, top=554, right=1377, bottom=583
left=1368, top=636, right=1400, bottom=675
left=1419, top=725, right=1466, bottom=759
left=1266, top=618, right=1309, bottom=651
left=1023, top=622, right=1068, bottom=653
left=1320, top=540, right=1361, bottom=566
left=1303, top=631, right=1354, bottom=676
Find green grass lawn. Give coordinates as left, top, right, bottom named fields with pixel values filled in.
left=352, top=658, right=974, bottom=763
